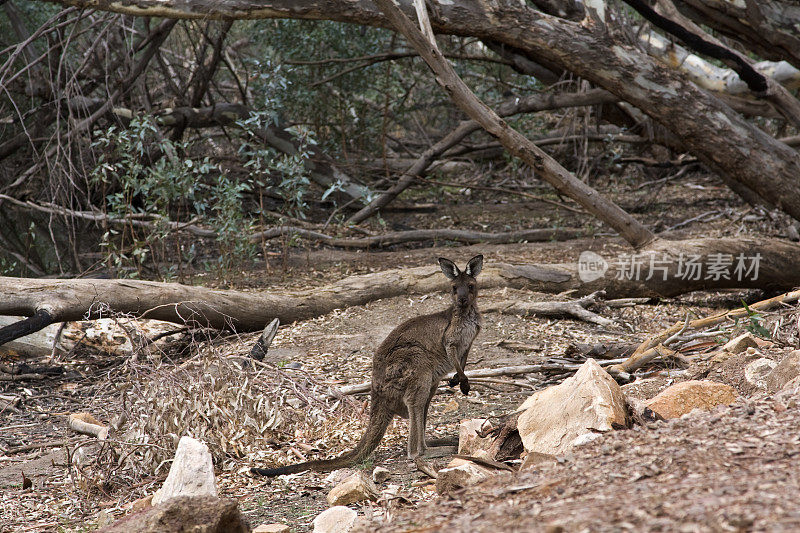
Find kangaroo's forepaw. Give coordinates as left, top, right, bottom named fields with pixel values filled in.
left=448, top=375, right=460, bottom=387
left=459, top=378, right=470, bottom=395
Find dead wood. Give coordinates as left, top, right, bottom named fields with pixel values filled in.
left=607, top=288, right=800, bottom=376
left=0, top=439, right=69, bottom=455
left=250, top=318, right=280, bottom=361
left=251, top=226, right=589, bottom=248
left=0, top=195, right=584, bottom=248
left=345, top=88, right=617, bottom=224
left=564, top=342, right=639, bottom=360
left=484, top=292, right=615, bottom=326
left=0, top=373, right=49, bottom=382
left=480, top=412, right=525, bottom=462
left=452, top=454, right=515, bottom=471
left=370, top=0, right=656, bottom=248
left=414, top=176, right=584, bottom=214
left=334, top=363, right=588, bottom=397
left=625, top=0, right=800, bottom=128
left=68, top=413, right=109, bottom=440
left=1, top=237, right=799, bottom=346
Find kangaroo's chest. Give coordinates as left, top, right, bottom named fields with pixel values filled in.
left=444, top=314, right=480, bottom=353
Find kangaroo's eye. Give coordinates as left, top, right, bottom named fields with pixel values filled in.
left=469, top=285, right=475, bottom=291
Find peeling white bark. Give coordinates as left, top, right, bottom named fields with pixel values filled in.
left=643, top=30, right=800, bottom=96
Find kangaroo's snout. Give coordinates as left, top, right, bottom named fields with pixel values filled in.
left=455, top=285, right=470, bottom=306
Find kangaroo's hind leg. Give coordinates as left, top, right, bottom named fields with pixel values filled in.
left=405, top=397, right=427, bottom=460
left=421, top=382, right=457, bottom=454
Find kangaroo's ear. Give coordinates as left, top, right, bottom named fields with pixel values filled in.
left=465, top=255, right=483, bottom=277
left=438, top=258, right=460, bottom=280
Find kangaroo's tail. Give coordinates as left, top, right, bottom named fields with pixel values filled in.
left=251, top=405, right=393, bottom=477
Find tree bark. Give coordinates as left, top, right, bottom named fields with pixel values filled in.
left=40, top=0, right=800, bottom=222
left=674, top=0, right=800, bottom=69
left=624, top=0, right=800, bottom=128
left=1, top=237, right=799, bottom=346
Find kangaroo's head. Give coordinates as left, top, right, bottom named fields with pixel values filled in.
left=438, top=255, right=483, bottom=309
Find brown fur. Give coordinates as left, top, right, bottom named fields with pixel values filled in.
left=251, top=255, right=483, bottom=476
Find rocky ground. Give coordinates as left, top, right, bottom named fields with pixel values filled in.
left=368, top=391, right=800, bottom=532
left=1, top=173, right=799, bottom=532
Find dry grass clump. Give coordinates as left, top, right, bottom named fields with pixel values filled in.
left=122, top=340, right=363, bottom=473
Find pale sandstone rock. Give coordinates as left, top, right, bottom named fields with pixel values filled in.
left=457, top=418, right=493, bottom=455
left=744, top=357, right=778, bottom=390
left=516, top=359, right=628, bottom=455
left=644, top=380, right=737, bottom=419
left=766, top=350, right=800, bottom=393
left=312, top=506, right=358, bottom=533
left=151, top=436, right=217, bottom=506
left=435, top=458, right=494, bottom=494
left=101, top=496, right=247, bottom=533
left=722, top=333, right=759, bottom=355
left=372, top=466, right=391, bottom=484
left=326, top=472, right=379, bottom=506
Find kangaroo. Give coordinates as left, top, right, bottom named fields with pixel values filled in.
left=251, top=255, right=483, bottom=477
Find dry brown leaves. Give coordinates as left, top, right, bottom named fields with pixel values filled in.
left=122, top=339, right=364, bottom=475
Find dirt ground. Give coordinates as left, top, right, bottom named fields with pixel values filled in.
left=1, top=171, right=798, bottom=532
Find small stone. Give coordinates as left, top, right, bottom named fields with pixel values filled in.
left=766, top=350, right=800, bottom=392
left=457, top=418, right=493, bottom=456
left=95, top=510, right=113, bottom=528
left=324, top=469, right=355, bottom=485
left=644, top=380, right=738, bottom=419
left=326, top=472, right=379, bottom=506
left=253, top=524, right=290, bottom=533
left=519, top=452, right=558, bottom=470
left=787, top=223, right=800, bottom=241
left=722, top=333, right=759, bottom=355
left=435, top=458, right=494, bottom=494
left=151, top=436, right=217, bottom=506
left=744, top=357, right=778, bottom=390
left=372, top=466, right=391, bottom=484
left=312, top=506, right=357, bottom=533
left=129, top=494, right=153, bottom=513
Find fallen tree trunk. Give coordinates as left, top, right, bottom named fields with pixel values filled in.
left=1, top=237, right=798, bottom=346
left=674, top=0, right=800, bottom=69
left=251, top=226, right=589, bottom=247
